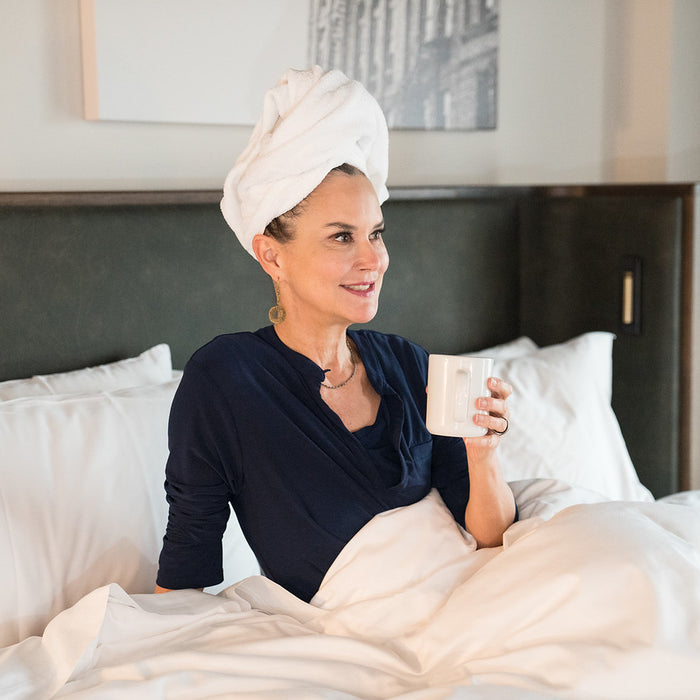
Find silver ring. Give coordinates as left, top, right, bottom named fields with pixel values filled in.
left=492, top=417, right=509, bottom=436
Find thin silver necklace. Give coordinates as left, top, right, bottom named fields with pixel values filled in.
left=320, top=338, right=356, bottom=390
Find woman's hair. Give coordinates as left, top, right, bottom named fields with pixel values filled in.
left=263, top=163, right=363, bottom=243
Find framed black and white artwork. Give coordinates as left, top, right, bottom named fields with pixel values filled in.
left=80, top=0, right=498, bottom=131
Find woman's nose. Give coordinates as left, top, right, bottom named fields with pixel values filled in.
left=357, top=239, right=385, bottom=270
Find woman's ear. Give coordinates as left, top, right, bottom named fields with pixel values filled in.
left=252, top=234, right=281, bottom=275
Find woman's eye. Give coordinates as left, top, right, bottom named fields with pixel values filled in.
left=371, top=229, right=385, bottom=240
left=334, top=232, right=352, bottom=242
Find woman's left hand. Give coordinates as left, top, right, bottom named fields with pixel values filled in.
left=464, top=376, right=512, bottom=459
left=462, top=376, right=516, bottom=547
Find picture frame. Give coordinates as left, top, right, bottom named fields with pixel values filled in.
left=79, top=0, right=498, bottom=131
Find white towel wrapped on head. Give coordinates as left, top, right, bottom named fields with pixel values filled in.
left=221, top=66, right=389, bottom=257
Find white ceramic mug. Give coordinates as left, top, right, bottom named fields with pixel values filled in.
left=426, top=355, right=494, bottom=438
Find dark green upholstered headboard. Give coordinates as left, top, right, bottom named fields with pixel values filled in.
left=1, top=191, right=271, bottom=376
left=0, top=189, right=524, bottom=376
left=372, top=189, right=523, bottom=353
left=1, top=185, right=697, bottom=497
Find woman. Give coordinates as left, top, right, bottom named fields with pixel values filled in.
left=156, top=67, right=515, bottom=602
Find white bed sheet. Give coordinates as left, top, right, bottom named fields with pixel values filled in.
left=2, top=481, right=699, bottom=700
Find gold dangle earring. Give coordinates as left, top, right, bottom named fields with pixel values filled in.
left=268, top=280, right=286, bottom=324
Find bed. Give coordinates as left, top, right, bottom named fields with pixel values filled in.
left=1, top=184, right=699, bottom=699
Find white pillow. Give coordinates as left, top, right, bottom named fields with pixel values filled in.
left=466, top=335, right=538, bottom=361
left=508, top=478, right=612, bottom=522
left=0, top=344, right=173, bottom=401
left=489, top=332, right=653, bottom=502
left=0, top=378, right=259, bottom=647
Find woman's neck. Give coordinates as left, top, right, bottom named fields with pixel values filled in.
left=273, top=321, right=353, bottom=375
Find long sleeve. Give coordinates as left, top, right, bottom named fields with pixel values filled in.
left=156, top=361, right=237, bottom=589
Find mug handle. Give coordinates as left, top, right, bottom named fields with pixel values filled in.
left=453, top=367, right=472, bottom=424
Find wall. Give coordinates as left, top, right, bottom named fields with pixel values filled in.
left=601, top=0, right=674, bottom=181
left=1, top=0, right=698, bottom=192
left=668, top=0, right=700, bottom=181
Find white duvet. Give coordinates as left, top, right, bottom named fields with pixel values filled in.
left=2, top=481, right=700, bottom=700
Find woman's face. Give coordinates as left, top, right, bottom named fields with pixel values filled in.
left=276, top=171, right=389, bottom=329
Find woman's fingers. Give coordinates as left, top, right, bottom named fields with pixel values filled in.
left=475, top=377, right=511, bottom=436
left=487, top=376, right=512, bottom=400
left=477, top=396, right=510, bottom=422
left=473, top=411, right=509, bottom=435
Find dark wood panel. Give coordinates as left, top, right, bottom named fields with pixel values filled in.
left=517, top=184, right=695, bottom=496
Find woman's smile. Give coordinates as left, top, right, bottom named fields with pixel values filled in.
left=341, top=281, right=377, bottom=296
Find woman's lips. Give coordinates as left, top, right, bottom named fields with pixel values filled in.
left=342, top=282, right=376, bottom=296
